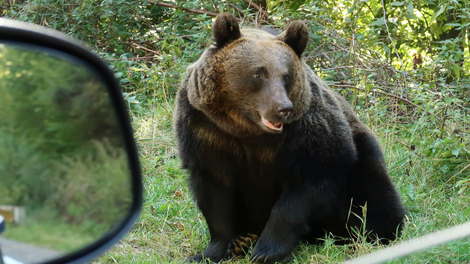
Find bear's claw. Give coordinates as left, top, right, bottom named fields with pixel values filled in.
left=230, top=233, right=259, bottom=257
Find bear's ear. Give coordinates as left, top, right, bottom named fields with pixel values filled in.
left=212, top=13, right=241, bottom=48
left=277, top=21, right=309, bottom=57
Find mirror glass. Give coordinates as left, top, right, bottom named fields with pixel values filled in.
left=0, top=43, right=132, bottom=263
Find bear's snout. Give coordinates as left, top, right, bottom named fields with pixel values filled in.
left=258, top=82, right=293, bottom=122
left=259, top=101, right=293, bottom=133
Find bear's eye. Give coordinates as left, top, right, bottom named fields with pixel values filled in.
left=284, top=74, right=290, bottom=82
left=253, top=72, right=261, bottom=79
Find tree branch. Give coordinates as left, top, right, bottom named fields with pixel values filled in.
left=132, top=43, right=162, bottom=55
left=446, top=163, right=470, bottom=183
left=242, top=0, right=272, bottom=22
left=329, top=83, right=418, bottom=108
left=106, top=56, right=157, bottom=61
left=147, top=1, right=219, bottom=17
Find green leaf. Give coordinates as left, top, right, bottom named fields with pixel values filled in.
left=445, top=23, right=462, bottom=27
left=404, top=14, right=419, bottom=19
left=309, top=33, right=320, bottom=39
left=430, top=4, right=447, bottom=24
left=425, top=150, right=432, bottom=157
left=457, top=179, right=469, bottom=187
left=452, top=149, right=459, bottom=157
left=442, top=150, right=453, bottom=158
left=453, top=65, right=460, bottom=79
left=370, top=18, right=385, bottom=27
left=458, top=186, right=467, bottom=195
left=391, top=1, right=405, bottom=6
left=404, top=184, right=415, bottom=200
left=383, top=45, right=391, bottom=56
left=407, top=3, right=413, bottom=13
left=444, top=97, right=454, bottom=104
left=334, top=52, right=344, bottom=60
left=126, top=96, right=139, bottom=104
left=174, top=46, right=182, bottom=57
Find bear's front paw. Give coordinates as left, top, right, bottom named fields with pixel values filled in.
left=249, top=239, right=292, bottom=264
left=230, top=233, right=259, bottom=257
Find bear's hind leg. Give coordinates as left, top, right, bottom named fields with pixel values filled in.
left=250, top=178, right=343, bottom=264
left=349, top=131, right=406, bottom=242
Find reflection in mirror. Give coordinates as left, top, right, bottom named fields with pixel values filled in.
left=0, top=43, right=132, bottom=263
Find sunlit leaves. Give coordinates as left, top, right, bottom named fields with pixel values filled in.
left=430, top=3, right=448, bottom=24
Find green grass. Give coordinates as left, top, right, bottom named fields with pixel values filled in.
left=90, top=96, right=470, bottom=263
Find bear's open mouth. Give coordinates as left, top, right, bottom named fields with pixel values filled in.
left=261, top=116, right=283, bottom=131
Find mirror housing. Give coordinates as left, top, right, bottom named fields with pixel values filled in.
left=0, top=18, right=142, bottom=264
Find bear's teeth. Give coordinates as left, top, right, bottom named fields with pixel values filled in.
left=273, top=122, right=283, bottom=129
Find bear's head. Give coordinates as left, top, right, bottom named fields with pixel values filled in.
left=187, top=13, right=313, bottom=137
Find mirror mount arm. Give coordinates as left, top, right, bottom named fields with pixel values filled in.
left=0, top=215, right=4, bottom=264
left=0, top=215, right=4, bottom=234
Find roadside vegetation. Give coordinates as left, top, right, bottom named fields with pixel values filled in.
left=2, top=0, right=469, bottom=263
left=0, top=45, right=132, bottom=252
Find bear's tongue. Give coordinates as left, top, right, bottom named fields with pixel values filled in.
left=261, top=116, right=283, bottom=131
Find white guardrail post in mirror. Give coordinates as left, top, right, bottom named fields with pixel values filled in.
left=343, top=221, right=470, bottom=264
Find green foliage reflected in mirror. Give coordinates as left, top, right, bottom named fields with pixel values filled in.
left=0, top=43, right=132, bottom=263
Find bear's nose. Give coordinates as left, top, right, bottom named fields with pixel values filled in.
left=278, top=104, right=294, bottom=119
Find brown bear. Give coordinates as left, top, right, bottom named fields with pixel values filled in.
left=174, top=12, right=406, bottom=264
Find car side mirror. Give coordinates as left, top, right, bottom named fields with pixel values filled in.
left=0, top=18, right=142, bottom=264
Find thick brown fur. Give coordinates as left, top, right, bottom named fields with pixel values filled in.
left=174, top=13, right=406, bottom=264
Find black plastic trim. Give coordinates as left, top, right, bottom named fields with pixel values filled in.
left=0, top=18, right=143, bottom=264
left=0, top=216, right=4, bottom=234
